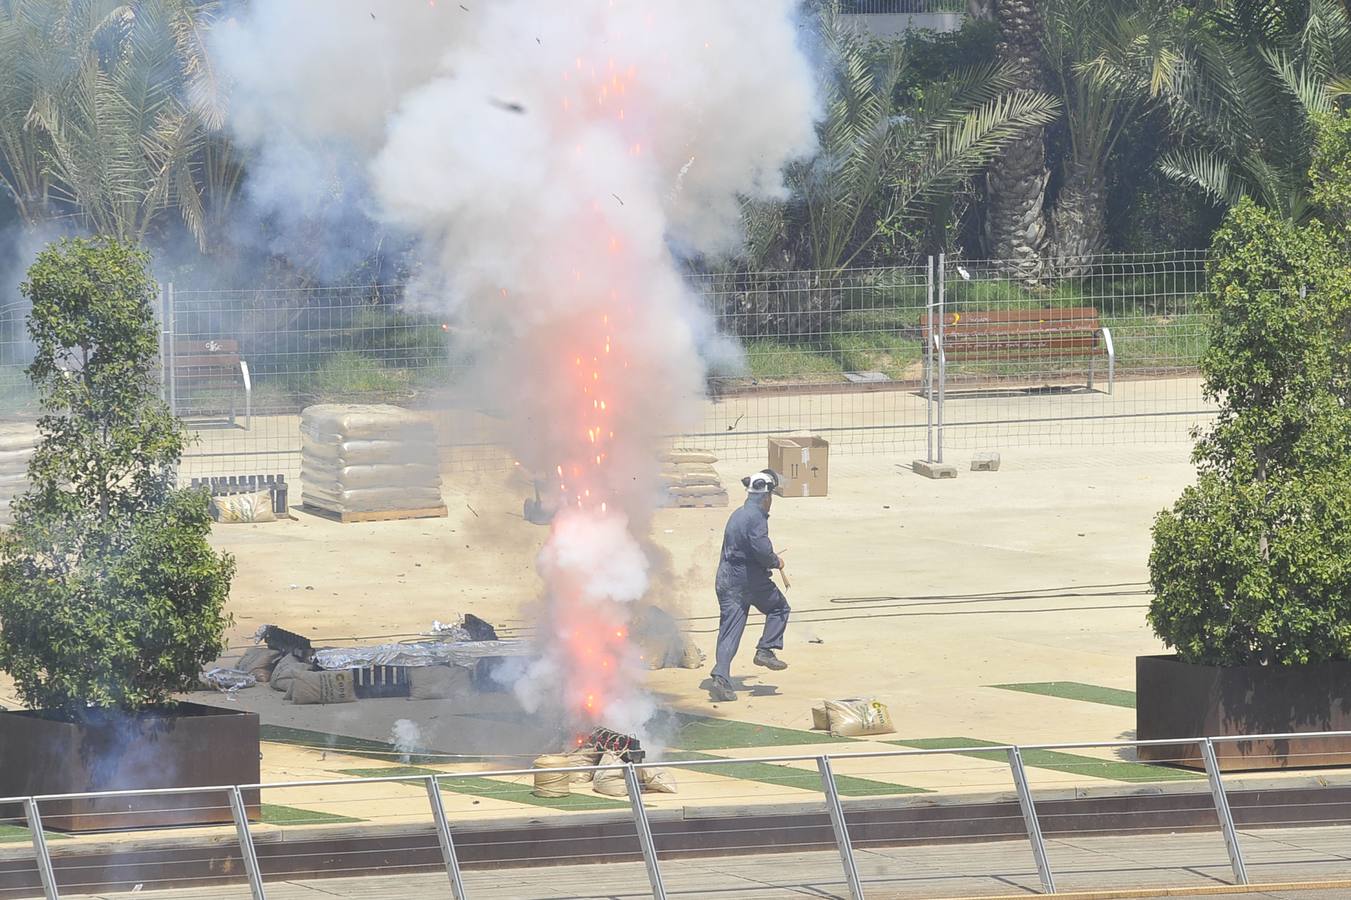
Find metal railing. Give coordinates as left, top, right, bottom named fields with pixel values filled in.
left=7, top=730, right=1351, bottom=899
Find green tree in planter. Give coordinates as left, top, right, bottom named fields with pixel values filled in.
left=1148, top=200, right=1351, bottom=666
left=0, top=238, right=235, bottom=717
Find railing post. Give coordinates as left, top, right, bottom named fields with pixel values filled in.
left=425, top=776, right=469, bottom=899
left=926, top=256, right=935, bottom=462
left=1200, top=738, right=1248, bottom=885
left=165, top=282, right=177, bottom=416
left=228, top=786, right=267, bottom=900
left=23, top=798, right=58, bottom=900
left=622, top=765, right=666, bottom=900
left=1007, top=747, right=1056, bottom=894
left=936, top=253, right=946, bottom=463
left=817, top=756, right=865, bottom=900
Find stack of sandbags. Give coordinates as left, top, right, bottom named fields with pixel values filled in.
left=659, top=447, right=727, bottom=508
left=0, top=423, right=38, bottom=527
left=301, top=404, right=444, bottom=518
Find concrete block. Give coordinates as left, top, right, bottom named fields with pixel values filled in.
left=913, top=460, right=958, bottom=479
left=971, top=452, right=1001, bottom=472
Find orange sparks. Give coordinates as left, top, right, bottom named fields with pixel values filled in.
left=556, top=465, right=564, bottom=477
left=599, top=400, right=606, bottom=410
left=592, top=371, right=599, bottom=381
left=601, top=501, right=607, bottom=513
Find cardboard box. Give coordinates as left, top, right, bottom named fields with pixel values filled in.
left=768, top=436, right=829, bottom=497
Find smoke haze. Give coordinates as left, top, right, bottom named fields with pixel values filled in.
left=216, top=0, right=817, bottom=736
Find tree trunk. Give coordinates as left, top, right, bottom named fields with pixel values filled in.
left=1050, top=158, right=1107, bottom=278
left=985, top=0, right=1050, bottom=282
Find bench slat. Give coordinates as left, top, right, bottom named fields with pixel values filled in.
left=942, top=307, right=1099, bottom=325
left=173, top=357, right=241, bottom=370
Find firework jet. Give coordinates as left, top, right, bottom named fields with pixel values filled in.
left=218, top=1, right=817, bottom=734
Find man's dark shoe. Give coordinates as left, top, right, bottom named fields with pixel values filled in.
left=710, top=676, right=736, bottom=702
left=753, top=649, right=788, bottom=671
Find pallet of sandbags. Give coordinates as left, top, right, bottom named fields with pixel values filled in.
left=659, top=447, right=728, bottom=508
left=299, top=404, right=446, bottom=522
left=0, top=423, right=38, bottom=528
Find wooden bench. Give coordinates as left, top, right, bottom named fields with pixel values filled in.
left=170, top=339, right=252, bottom=428
left=921, top=307, right=1115, bottom=394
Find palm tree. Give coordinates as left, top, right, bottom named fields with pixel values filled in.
left=0, top=0, right=230, bottom=249
left=726, top=5, right=1058, bottom=338
left=985, top=0, right=1051, bottom=278
left=1043, top=0, right=1180, bottom=273
left=1158, top=0, right=1351, bottom=222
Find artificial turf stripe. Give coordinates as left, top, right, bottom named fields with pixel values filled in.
left=990, top=682, right=1137, bottom=709
left=260, top=724, right=467, bottom=766
left=336, top=767, right=628, bottom=812
left=663, top=713, right=853, bottom=751
left=666, top=751, right=927, bottom=797
left=891, top=737, right=1201, bottom=783
left=261, top=803, right=362, bottom=826
left=0, top=824, right=65, bottom=843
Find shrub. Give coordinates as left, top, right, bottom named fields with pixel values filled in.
left=0, top=238, right=235, bottom=717
left=1147, top=201, right=1351, bottom=666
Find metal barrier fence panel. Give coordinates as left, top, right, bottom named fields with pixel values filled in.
left=0, top=251, right=1219, bottom=486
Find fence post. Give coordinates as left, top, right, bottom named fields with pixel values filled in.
left=23, top=798, right=58, bottom=900
left=924, top=257, right=935, bottom=462
left=936, top=253, right=946, bottom=464
left=157, top=282, right=168, bottom=404
left=165, top=282, right=177, bottom=415
left=228, top=786, right=267, bottom=900
left=817, top=756, right=865, bottom=899
left=1007, top=747, right=1056, bottom=894
left=622, top=765, right=666, bottom=900
left=425, top=776, right=469, bottom=899
left=1200, top=739, right=1248, bottom=885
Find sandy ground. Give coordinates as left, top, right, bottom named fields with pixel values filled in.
left=168, top=438, right=1197, bottom=754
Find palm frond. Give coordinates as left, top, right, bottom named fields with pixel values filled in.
left=1159, top=149, right=1248, bottom=208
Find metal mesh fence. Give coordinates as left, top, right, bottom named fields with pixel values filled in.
left=0, top=250, right=1217, bottom=485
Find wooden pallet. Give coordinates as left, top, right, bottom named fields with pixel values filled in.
left=301, top=503, right=448, bottom=523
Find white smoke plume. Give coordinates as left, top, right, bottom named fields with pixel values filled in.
left=389, top=719, right=423, bottom=765
left=217, top=1, right=817, bottom=737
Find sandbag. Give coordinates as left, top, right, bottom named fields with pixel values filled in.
left=811, top=706, right=831, bottom=731
left=823, top=698, right=895, bottom=737
left=565, top=748, right=602, bottom=784
left=270, top=653, right=315, bottom=693
left=0, top=428, right=38, bottom=454
left=237, top=647, right=283, bottom=683
left=287, top=670, right=356, bottom=705
left=211, top=490, right=276, bottom=523
left=302, top=485, right=444, bottom=513
left=667, top=485, right=725, bottom=498
left=301, top=461, right=441, bottom=491
left=0, top=447, right=35, bottom=467
left=408, top=664, right=471, bottom=700
left=301, top=404, right=434, bottom=440
left=592, top=751, right=629, bottom=797
left=640, top=767, right=677, bottom=794
left=661, top=450, right=717, bottom=465
left=532, top=755, right=573, bottom=798
left=672, top=461, right=718, bottom=475
left=677, top=473, right=721, bottom=487
left=301, top=436, right=438, bottom=467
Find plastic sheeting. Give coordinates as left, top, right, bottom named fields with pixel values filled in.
left=314, top=639, right=527, bottom=670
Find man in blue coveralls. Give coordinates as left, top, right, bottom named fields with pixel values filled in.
left=709, top=468, right=790, bottom=703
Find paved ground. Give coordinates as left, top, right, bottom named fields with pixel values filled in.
left=52, top=825, right=1351, bottom=899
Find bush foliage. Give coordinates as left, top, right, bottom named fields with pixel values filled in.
left=1147, top=198, right=1351, bottom=666
left=0, top=238, right=235, bottom=717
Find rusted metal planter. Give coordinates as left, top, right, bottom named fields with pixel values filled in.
left=1136, top=654, right=1351, bottom=771
left=0, top=701, right=259, bottom=832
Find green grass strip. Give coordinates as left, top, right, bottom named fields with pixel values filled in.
left=665, top=713, right=853, bottom=751
left=989, top=682, right=1137, bottom=709
left=891, top=737, right=1200, bottom=783
left=335, top=767, right=629, bottom=812
left=260, top=724, right=468, bottom=766
left=0, top=823, right=65, bottom=844
left=667, top=751, right=927, bottom=797
left=260, top=803, right=362, bottom=826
